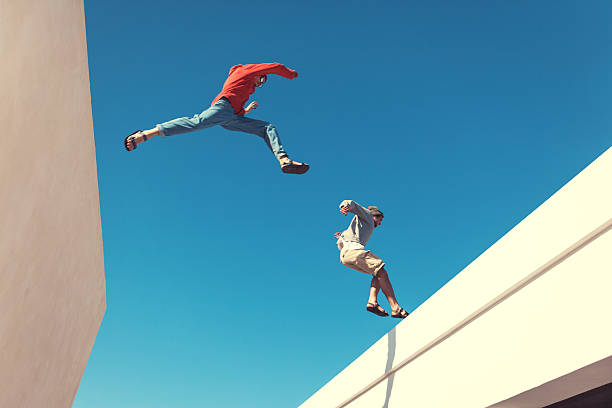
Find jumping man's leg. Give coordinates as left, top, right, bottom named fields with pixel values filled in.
left=221, top=116, right=308, bottom=170
left=125, top=99, right=236, bottom=151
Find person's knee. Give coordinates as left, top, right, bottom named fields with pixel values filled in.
left=375, top=268, right=388, bottom=279
left=250, top=123, right=273, bottom=138
left=264, top=123, right=276, bottom=134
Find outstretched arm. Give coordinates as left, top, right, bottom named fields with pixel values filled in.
left=339, top=200, right=373, bottom=221
left=241, top=62, right=298, bottom=79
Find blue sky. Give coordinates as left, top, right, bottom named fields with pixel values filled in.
left=77, top=1, right=611, bottom=407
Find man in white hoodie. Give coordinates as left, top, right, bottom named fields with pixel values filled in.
left=335, top=200, right=409, bottom=319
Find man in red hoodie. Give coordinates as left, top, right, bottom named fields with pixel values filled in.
left=124, top=63, right=309, bottom=174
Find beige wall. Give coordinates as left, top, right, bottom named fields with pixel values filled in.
left=0, top=1, right=106, bottom=407
left=300, top=147, right=612, bottom=408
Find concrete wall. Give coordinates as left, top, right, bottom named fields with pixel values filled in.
left=300, top=147, right=612, bottom=408
left=0, top=1, right=106, bottom=407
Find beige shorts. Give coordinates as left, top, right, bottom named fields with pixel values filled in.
left=340, top=249, right=385, bottom=277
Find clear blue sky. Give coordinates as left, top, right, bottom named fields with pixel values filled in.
left=76, top=1, right=610, bottom=407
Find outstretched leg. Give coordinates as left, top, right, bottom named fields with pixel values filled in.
left=221, top=116, right=309, bottom=172
left=125, top=99, right=236, bottom=151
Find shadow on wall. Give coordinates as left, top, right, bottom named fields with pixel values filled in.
left=383, top=327, right=397, bottom=408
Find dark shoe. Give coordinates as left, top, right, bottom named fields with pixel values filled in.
left=391, top=307, right=409, bottom=319
left=366, top=303, right=389, bottom=317
left=281, top=160, right=310, bottom=174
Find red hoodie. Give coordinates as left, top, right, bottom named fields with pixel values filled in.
left=211, top=63, right=298, bottom=116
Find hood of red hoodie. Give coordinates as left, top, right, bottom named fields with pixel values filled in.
left=228, top=65, right=242, bottom=75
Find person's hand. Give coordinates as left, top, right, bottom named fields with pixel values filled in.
left=291, top=71, right=298, bottom=79
left=340, top=206, right=350, bottom=216
left=244, top=101, right=258, bottom=114
left=334, top=232, right=342, bottom=239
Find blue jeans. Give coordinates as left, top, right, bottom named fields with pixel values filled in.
left=156, top=98, right=287, bottom=159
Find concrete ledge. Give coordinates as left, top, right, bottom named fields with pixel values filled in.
left=300, top=147, right=612, bottom=408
